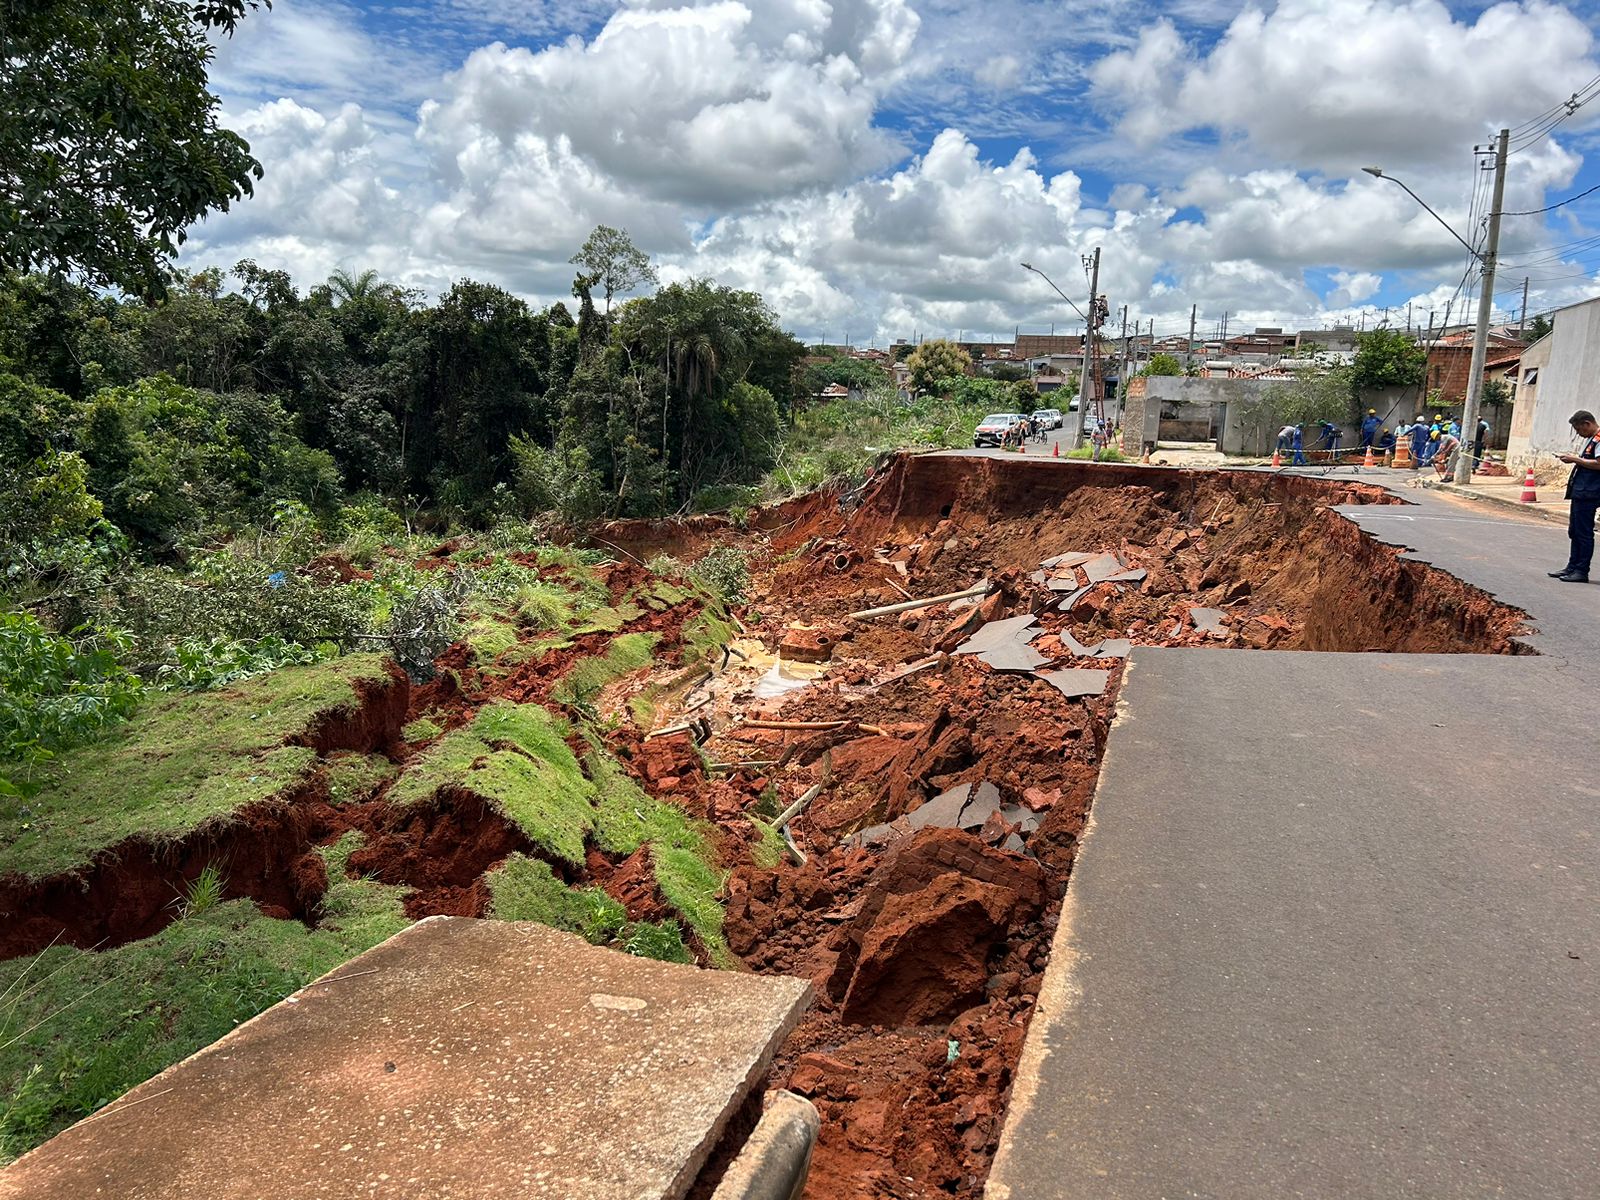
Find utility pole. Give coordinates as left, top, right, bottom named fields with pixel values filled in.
left=1074, top=246, right=1100, bottom=449
left=1119, top=305, right=1129, bottom=425
left=1188, top=305, right=1197, bottom=372
left=1457, top=127, right=1508, bottom=485
left=1518, top=276, right=1530, bottom=338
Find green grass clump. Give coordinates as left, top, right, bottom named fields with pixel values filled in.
left=515, top=582, right=578, bottom=631
left=401, top=717, right=443, bottom=744
left=0, top=832, right=405, bottom=1160
left=575, top=603, right=645, bottom=634
left=681, top=609, right=735, bottom=665
left=622, top=921, right=692, bottom=964
left=487, top=854, right=626, bottom=943
left=747, top=818, right=787, bottom=869
left=1062, top=445, right=1128, bottom=462
left=550, top=632, right=660, bottom=708
left=325, top=753, right=399, bottom=805
left=463, top=610, right=522, bottom=664
left=585, top=748, right=729, bottom=964
left=0, top=654, right=393, bottom=881
left=389, top=703, right=594, bottom=864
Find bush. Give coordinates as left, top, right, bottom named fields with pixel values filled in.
left=690, top=546, right=750, bottom=606
left=0, top=613, right=143, bottom=788
left=509, top=437, right=608, bottom=523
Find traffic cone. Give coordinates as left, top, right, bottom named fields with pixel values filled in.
left=1519, top=468, right=1538, bottom=503
left=1018, top=439, right=1026, bottom=454
left=1271, top=448, right=1282, bottom=467
left=1052, top=441, right=1060, bottom=458
left=1362, top=445, right=1376, bottom=468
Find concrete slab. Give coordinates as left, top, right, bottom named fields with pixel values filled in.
left=1189, top=606, right=1227, bottom=636
left=954, top=615, right=1039, bottom=655
left=989, top=650, right=1600, bottom=1200
left=976, top=641, right=1051, bottom=673
left=1, top=919, right=813, bottom=1200
left=1082, top=552, right=1126, bottom=583
left=1054, top=586, right=1089, bottom=613
left=1090, top=638, right=1131, bottom=659
left=1102, top=568, right=1148, bottom=584
left=1042, top=552, right=1097, bottom=570
left=1040, top=668, right=1110, bottom=698
left=907, top=784, right=971, bottom=831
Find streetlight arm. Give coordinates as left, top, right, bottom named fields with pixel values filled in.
left=1020, top=262, right=1090, bottom=322
left=1365, top=170, right=1481, bottom=260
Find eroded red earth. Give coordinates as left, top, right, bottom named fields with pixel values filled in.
left=1, top=456, right=1530, bottom=1196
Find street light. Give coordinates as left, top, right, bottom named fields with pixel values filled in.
left=1362, top=134, right=1507, bottom=486
left=1021, top=262, right=1094, bottom=447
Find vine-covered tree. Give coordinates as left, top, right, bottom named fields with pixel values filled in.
left=905, top=339, right=972, bottom=393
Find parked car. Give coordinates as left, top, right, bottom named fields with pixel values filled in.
left=973, top=413, right=1024, bottom=448
left=1035, top=407, right=1063, bottom=430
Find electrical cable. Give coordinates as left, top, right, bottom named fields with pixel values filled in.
left=1501, top=181, right=1600, bottom=217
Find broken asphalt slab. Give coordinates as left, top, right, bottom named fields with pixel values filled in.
left=953, top=615, right=1039, bottom=655
left=1, top=918, right=812, bottom=1200
left=1189, top=607, right=1227, bottom=636
left=1081, top=553, right=1127, bottom=584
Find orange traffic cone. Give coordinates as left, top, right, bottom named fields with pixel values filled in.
left=1362, top=445, right=1376, bottom=468
left=1519, top=468, right=1538, bottom=503
left=1052, top=441, right=1060, bottom=458
left=1018, top=439, right=1026, bottom=454
left=1271, top=448, right=1282, bottom=467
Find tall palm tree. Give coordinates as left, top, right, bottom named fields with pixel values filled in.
left=326, top=268, right=384, bottom=306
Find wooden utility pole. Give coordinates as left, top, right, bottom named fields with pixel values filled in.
left=1188, top=305, right=1197, bottom=371
left=1518, top=276, right=1530, bottom=337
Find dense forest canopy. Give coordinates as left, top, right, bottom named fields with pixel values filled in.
left=0, top=242, right=808, bottom=555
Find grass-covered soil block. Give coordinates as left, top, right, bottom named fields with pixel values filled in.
left=0, top=833, right=406, bottom=1161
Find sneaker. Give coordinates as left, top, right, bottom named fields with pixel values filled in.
left=1556, top=572, right=1590, bottom=583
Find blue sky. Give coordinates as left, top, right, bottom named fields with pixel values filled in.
left=192, top=0, right=1600, bottom=342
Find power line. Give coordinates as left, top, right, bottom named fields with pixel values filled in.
left=1501, top=180, right=1600, bottom=217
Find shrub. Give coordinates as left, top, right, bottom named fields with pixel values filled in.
left=690, top=546, right=750, bottom=606
left=0, top=613, right=143, bottom=788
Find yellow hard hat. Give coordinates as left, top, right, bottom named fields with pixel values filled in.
left=1368, top=409, right=1376, bottom=414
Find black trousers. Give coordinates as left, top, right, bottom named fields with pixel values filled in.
left=1569, top=496, right=1599, bottom=576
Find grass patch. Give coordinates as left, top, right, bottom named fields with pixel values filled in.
left=1061, top=445, right=1128, bottom=462
left=550, top=632, right=660, bottom=709
left=463, top=609, right=521, bottom=665
left=0, top=654, right=393, bottom=881
left=401, top=717, right=443, bottom=744
left=747, top=818, right=787, bottom=869
left=487, top=854, right=626, bottom=944
left=389, top=702, right=593, bottom=865
left=0, top=831, right=405, bottom=1161
left=325, top=752, right=399, bottom=804
left=575, top=603, right=645, bottom=635
left=514, top=582, right=578, bottom=631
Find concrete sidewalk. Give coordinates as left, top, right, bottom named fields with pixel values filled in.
left=1419, top=474, right=1573, bottom=526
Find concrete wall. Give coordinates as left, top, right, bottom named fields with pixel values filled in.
left=1506, top=333, right=1550, bottom=463
left=1139, top=375, right=1413, bottom=456
left=1504, top=303, right=1600, bottom=470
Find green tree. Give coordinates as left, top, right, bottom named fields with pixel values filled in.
left=905, top=339, right=972, bottom=393
left=1142, top=352, right=1184, bottom=377
left=0, top=0, right=267, bottom=298
left=1350, top=328, right=1426, bottom=397
left=1526, top=313, right=1552, bottom=342
left=570, top=225, right=658, bottom=318
left=1481, top=378, right=1512, bottom=408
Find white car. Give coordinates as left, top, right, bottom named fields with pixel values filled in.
left=1034, top=408, right=1063, bottom=430
left=973, top=413, right=1025, bottom=448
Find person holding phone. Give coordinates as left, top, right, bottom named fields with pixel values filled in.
left=1550, top=410, right=1600, bottom=583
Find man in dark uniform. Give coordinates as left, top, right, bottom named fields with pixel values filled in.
left=1550, top=410, right=1600, bottom=583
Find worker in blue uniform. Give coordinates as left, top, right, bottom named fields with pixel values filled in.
left=1360, top=409, right=1381, bottom=449
left=1291, top=424, right=1306, bottom=466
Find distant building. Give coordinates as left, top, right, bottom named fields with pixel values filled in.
left=1505, top=295, right=1600, bottom=468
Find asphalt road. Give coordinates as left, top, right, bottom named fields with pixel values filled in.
left=987, top=468, right=1600, bottom=1200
